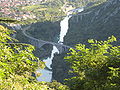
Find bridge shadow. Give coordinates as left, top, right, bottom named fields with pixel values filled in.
left=33, top=44, right=53, bottom=59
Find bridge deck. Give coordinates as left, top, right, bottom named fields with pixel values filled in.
left=22, top=26, right=74, bottom=53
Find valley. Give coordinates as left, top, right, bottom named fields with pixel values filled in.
left=0, top=0, right=120, bottom=89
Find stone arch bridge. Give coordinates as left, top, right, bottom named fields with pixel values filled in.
left=22, top=26, right=73, bottom=54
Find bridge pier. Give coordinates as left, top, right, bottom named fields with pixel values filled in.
left=28, top=39, right=72, bottom=53
left=54, top=44, right=70, bottom=54
left=37, top=41, right=46, bottom=48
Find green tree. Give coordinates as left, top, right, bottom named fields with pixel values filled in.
left=0, top=25, right=69, bottom=90
left=65, top=36, right=120, bottom=90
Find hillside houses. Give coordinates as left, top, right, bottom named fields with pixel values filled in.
left=0, top=0, right=46, bottom=20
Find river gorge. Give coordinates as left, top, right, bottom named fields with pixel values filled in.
left=37, top=15, right=72, bottom=82
left=36, top=8, right=84, bottom=82
left=13, top=7, right=84, bottom=82
left=7, top=0, right=120, bottom=84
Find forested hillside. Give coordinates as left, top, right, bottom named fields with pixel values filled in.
left=52, top=0, right=120, bottom=87
left=65, top=0, right=120, bottom=46
left=0, top=0, right=120, bottom=90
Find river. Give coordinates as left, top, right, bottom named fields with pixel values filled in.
left=8, top=7, right=83, bottom=82
left=37, top=8, right=84, bottom=82
left=37, top=15, right=71, bottom=82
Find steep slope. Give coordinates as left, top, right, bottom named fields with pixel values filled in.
left=65, top=0, right=120, bottom=46
left=52, top=0, right=120, bottom=83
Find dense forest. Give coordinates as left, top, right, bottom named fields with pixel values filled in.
left=0, top=0, right=120, bottom=90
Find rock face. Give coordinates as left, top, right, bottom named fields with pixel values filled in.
left=65, top=0, right=120, bottom=46
left=52, top=0, right=120, bottom=83
left=28, top=21, right=60, bottom=42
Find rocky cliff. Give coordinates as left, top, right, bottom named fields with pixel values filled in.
left=65, top=0, right=120, bottom=46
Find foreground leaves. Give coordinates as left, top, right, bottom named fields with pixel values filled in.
left=65, top=36, right=120, bottom=90
left=0, top=25, right=69, bottom=90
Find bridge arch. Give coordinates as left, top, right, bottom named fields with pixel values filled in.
left=22, top=26, right=73, bottom=54
left=28, top=38, right=70, bottom=53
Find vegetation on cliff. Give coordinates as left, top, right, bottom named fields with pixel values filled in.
left=1, top=17, right=120, bottom=90
left=65, top=0, right=120, bottom=46
left=65, top=36, right=120, bottom=90
left=1, top=0, right=120, bottom=89
left=0, top=24, right=69, bottom=89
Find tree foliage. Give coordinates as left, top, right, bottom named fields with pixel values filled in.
left=0, top=25, right=69, bottom=90
left=65, top=36, right=120, bottom=90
